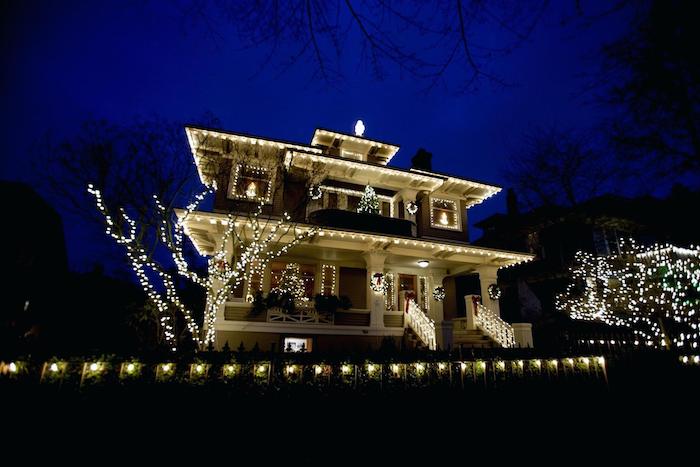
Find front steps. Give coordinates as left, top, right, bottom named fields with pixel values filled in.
left=453, top=329, right=495, bottom=348
left=403, top=327, right=428, bottom=351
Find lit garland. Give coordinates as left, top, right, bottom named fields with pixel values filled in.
left=357, top=185, right=380, bottom=215
left=419, top=276, right=429, bottom=312
left=433, top=286, right=446, bottom=302
left=88, top=179, right=317, bottom=351
left=557, top=241, right=700, bottom=349
left=321, top=264, right=336, bottom=295
left=385, top=273, right=395, bottom=310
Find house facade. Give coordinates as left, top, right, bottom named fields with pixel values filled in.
left=180, top=123, right=534, bottom=352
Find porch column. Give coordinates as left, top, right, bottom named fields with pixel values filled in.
left=476, top=265, right=501, bottom=317
left=398, top=188, right=418, bottom=221
left=362, top=250, right=389, bottom=329
left=429, top=272, right=447, bottom=349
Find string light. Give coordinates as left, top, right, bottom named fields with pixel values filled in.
left=558, top=241, right=700, bottom=349
left=89, top=176, right=317, bottom=351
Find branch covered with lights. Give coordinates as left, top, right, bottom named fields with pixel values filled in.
left=557, top=241, right=700, bottom=349
left=88, top=181, right=317, bottom=351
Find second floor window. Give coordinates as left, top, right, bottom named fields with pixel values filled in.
left=430, top=198, right=461, bottom=231
left=229, top=164, right=274, bottom=203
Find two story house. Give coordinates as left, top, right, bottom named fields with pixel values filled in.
left=180, top=123, right=534, bottom=352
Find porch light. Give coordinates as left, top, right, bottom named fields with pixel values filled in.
left=417, top=260, right=429, bottom=268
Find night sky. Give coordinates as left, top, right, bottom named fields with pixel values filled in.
left=1, top=1, right=633, bottom=272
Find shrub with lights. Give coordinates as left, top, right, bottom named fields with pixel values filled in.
left=557, top=241, right=700, bottom=350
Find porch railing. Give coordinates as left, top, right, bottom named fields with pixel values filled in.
left=465, top=295, right=515, bottom=348
left=406, top=299, right=437, bottom=350
left=268, top=304, right=333, bottom=325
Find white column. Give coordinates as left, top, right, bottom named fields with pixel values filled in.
left=363, top=250, right=389, bottom=329
left=512, top=323, right=534, bottom=348
left=398, top=188, right=418, bottom=222
left=429, top=273, right=447, bottom=349
left=476, top=265, right=500, bottom=317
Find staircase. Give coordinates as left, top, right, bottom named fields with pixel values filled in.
left=452, top=328, right=495, bottom=348
left=404, top=326, right=429, bottom=350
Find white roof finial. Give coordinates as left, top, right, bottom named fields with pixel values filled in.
left=354, top=119, right=365, bottom=137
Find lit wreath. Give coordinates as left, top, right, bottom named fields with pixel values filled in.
left=488, top=284, right=502, bottom=300
left=309, top=185, right=323, bottom=200
left=406, top=201, right=418, bottom=215
left=432, top=286, right=446, bottom=302
left=370, top=272, right=386, bottom=293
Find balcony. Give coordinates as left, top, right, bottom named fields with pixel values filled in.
left=308, top=208, right=416, bottom=237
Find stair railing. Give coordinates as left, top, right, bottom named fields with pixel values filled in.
left=405, top=299, right=437, bottom=350
left=465, top=295, right=515, bottom=348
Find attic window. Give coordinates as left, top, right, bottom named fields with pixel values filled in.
left=430, top=198, right=461, bottom=231
left=229, top=164, right=274, bottom=203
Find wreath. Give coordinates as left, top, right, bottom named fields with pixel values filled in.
left=432, top=286, right=446, bottom=302
left=309, top=184, right=323, bottom=200
left=406, top=201, right=418, bottom=215
left=488, top=283, right=502, bottom=300
left=370, top=272, right=386, bottom=293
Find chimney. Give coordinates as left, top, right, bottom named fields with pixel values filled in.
left=507, top=188, right=519, bottom=216
left=411, top=148, right=433, bottom=171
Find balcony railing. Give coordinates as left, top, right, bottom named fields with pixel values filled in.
left=267, top=304, right=333, bottom=325
left=308, top=208, right=416, bottom=237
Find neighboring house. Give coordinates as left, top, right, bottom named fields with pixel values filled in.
left=180, top=124, right=533, bottom=352
left=473, top=191, right=687, bottom=327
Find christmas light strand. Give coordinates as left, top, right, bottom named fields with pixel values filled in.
left=557, top=240, right=700, bottom=349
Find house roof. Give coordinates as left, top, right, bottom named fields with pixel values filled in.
left=185, top=125, right=501, bottom=206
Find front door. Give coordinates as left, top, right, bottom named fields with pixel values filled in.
left=398, top=274, right=417, bottom=309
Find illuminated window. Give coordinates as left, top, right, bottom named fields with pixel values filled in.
left=430, top=198, right=460, bottom=231
left=229, top=164, right=274, bottom=203
left=284, top=337, right=313, bottom=352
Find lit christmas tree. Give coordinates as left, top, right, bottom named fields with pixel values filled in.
left=557, top=241, right=700, bottom=349
left=275, top=263, right=307, bottom=301
left=357, top=184, right=380, bottom=215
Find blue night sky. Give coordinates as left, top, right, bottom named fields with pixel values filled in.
left=1, top=1, right=632, bottom=272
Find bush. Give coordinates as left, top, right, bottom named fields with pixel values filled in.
left=338, top=295, right=352, bottom=310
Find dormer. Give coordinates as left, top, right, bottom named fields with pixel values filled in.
left=310, top=128, right=400, bottom=165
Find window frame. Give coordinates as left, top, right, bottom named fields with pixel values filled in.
left=228, top=163, right=276, bottom=204
left=429, top=197, right=462, bottom=231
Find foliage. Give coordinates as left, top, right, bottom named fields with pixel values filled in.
left=598, top=0, right=700, bottom=185
left=557, top=241, right=700, bottom=349
left=338, top=295, right=353, bottom=310
left=504, top=126, right=613, bottom=209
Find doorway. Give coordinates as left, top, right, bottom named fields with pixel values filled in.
left=397, top=274, right=417, bottom=308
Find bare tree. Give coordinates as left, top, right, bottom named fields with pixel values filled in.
left=178, top=0, right=550, bottom=91
left=595, top=0, right=700, bottom=184
left=504, top=126, right=612, bottom=209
